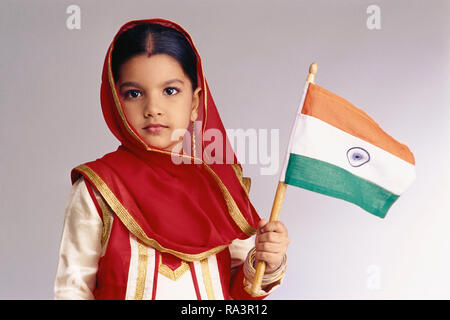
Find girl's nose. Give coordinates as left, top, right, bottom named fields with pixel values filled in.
left=144, top=109, right=162, bottom=117
left=143, top=98, right=163, bottom=118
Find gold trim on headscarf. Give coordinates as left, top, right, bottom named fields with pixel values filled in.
left=96, top=194, right=114, bottom=251
left=75, top=164, right=231, bottom=262
left=231, top=164, right=251, bottom=196
left=107, top=45, right=150, bottom=151
left=201, top=164, right=256, bottom=236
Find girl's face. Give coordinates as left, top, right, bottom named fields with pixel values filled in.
left=116, top=53, right=201, bottom=151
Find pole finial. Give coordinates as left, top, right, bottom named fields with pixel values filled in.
left=306, top=62, right=318, bottom=83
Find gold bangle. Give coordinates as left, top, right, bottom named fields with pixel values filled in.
left=243, top=247, right=287, bottom=286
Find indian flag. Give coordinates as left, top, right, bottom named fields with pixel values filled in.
left=279, top=82, right=416, bottom=218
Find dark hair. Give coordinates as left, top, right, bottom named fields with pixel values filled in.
left=111, top=23, right=198, bottom=91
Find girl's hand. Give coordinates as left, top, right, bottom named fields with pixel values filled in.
left=254, top=219, right=290, bottom=273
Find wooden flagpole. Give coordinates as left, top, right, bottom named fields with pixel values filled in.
left=250, top=62, right=318, bottom=297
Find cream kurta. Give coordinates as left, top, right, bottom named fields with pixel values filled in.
left=54, top=177, right=282, bottom=299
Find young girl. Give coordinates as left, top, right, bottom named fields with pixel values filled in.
left=54, top=18, right=289, bottom=300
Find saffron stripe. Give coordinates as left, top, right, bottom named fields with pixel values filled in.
left=301, top=83, right=415, bottom=165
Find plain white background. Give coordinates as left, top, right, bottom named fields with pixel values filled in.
left=0, top=0, right=449, bottom=299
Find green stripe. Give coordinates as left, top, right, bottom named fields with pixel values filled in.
left=284, top=153, right=399, bottom=218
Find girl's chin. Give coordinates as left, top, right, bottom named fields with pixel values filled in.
left=143, top=139, right=183, bottom=152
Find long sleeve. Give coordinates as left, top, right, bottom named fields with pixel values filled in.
left=54, top=177, right=103, bottom=300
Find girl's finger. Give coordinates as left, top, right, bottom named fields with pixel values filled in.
left=260, top=221, right=287, bottom=234
left=256, top=231, right=285, bottom=244
left=255, top=251, right=282, bottom=266
left=257, top=219, right=268, bottom=234
left=255, top=241, right=281, bottom=253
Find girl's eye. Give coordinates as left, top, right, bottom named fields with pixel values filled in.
left=164, top=87, right=180, bottom=96
left=124, top=89, right=142, bottom=99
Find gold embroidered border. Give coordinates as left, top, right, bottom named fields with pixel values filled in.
left=202, top=164, right=256, bottom=236
left=201, top=65, right=207, bottom=148
left=75, top=164, right=229, bottom=262
left=231, top=164, right=251, bottom=196
left=107, top=46, right=149, bottom=151
left=200, top=258, right=215, bottom=300
left=134, top=240, right=148, bottom=300
left=158, top=255, right=190, bottom=281
left=96, top=195, right=113, bottom=250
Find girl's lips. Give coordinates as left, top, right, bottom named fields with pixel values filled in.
left=143, top=125, right=167, bottom=134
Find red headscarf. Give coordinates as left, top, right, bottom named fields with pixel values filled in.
left=71, top=18, right=261, bottom=261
